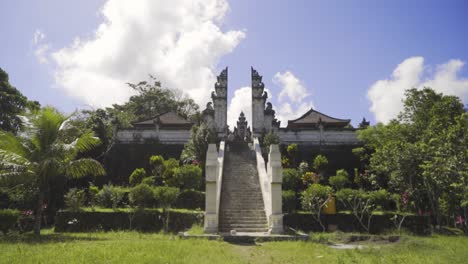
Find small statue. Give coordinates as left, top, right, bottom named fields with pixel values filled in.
left=206, top=102, right=213, bottom=110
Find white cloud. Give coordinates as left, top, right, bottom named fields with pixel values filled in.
left=368, top=57, right=468, bottom=124
left=32, top=30, right=50, bottom=64
left=272, top=71, right=314, bottom=126
left=50, top=0, right=245, bottom=107
left=227, top=86, right=251, bottom=129
left=273, top=71, right=309, bottom=103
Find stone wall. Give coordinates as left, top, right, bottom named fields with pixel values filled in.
left=115, top=129, right=191, bottom=144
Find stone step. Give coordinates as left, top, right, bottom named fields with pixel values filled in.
left=219, top=227, right=269, bottom=232
left=219, top=224, right=267, bottom=229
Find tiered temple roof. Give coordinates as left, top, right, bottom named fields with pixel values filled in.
left=286, top=108, right=351, bottom=129
left=132, top=111, right=192, bottom=129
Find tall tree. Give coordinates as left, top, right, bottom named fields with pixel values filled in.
left=0, top=107, right=105, bottom=235
left=358, top=88, right=467, bottom=227
left=0, top=68, right=39, bottom=134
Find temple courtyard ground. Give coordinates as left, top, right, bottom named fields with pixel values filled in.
left=1, top=229, right=467, bottom=263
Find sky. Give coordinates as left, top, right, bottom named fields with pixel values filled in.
left=1, top=0, right=468, bottom=128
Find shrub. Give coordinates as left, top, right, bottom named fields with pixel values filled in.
left=162, top=158, right=180, bottom=185
left=88, top=184, right=100, bottom=207
left=167, top=165, right=202, bottom=190
left=298, top=161, right=309, bottom=176
left=369, top=189, right=394, bottom=210
left=141, top=176, right=156, bottom=186
left=149, top=155, right=165, bottom=176
left=283, top=169, right=302, bottom=191
left=329, top=170, right=350, bottom=190
left=174, top=190, right=205, bottom=210
left=336, top=188, right=375, bottom=232
left=287, top=144, right=299, bottom=167
left=301, top=184, right=332, bottom=231
left=129, top=168, right=147, bottom=186
left=96, top=185, right=126, bottom=208
left=282, top=190, right=296, bottom=213
left=154, top=186, right=180, bottom=208
left=64, top=188, right=86, bottom=212
left=0, top=209, right=19, bottom=234
left=129, top=184, right=154, bottom=208
left=312, top=155, right=328, bottom=173
left=302, top=172, right=320, bottom=186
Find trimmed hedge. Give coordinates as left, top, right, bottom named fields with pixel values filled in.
left=0, top=209, right=19, bottom=234
left=174, top=190, right=205, bottom=210
left=284, top=213, right=431, bottom=235
left=55, top=209, right=203, bottom=233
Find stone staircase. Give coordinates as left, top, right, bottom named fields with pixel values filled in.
left=219, top=142, right=268, bottom=233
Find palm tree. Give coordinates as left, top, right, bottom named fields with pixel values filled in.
left=0, top=107, right=105, bottom=235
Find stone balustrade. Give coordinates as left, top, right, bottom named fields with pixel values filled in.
left=204, top=141, right=225, bottom=233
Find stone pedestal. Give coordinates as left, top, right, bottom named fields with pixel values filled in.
left=204, top=144, right=218, bottom=233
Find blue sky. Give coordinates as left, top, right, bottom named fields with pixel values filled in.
left=1, top=0, right=467, bottom=127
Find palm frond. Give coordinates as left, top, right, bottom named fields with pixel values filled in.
left=32, top=107, right=66, bottom=152
left=74, top=132, right=102, bottom=154
left=65, top=159, right=106, bottom=178
left=0, top=149, right=31, bottom=164
left=0, top=131, right=30, bottom=158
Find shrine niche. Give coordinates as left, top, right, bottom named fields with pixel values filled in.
left=230, top=111, right=251, bottom=142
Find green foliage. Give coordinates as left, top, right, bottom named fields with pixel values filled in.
left=166, top=165, right=202, bottom=190
left=149, top=155, right=165, bottom=179
left=286, top=144, right=299, bottom=167
left=180, top=123, right=216, bottom=164
left=260, top=131, right=280, bottom=156
left=328, top=169, right=350, bottom=190
left=358, top=88, right=467, bottom=226
left=0, top=68, right=40, bottom=134
left=174, top=189, right=205, bottom=210
left=141, top=176, right=156, bottom=186
left=129, top=168, right=147, bottom=186
left=64, top=188, right=86, bottom=212
left=0, top=107, right=105, bottom=235
left=301, top=184, right=332, bottom=231
left=282, top=169, right=302, bottom=191
left=312, top=154, right=329, bottom=172
left=335, top=188, right=375, bottom=232
left=96, top=185, right=126, bottom=209
left=153, top=186, right=180, bottom=208
left=282, top=190, right=296, bottom=213
left=368, top=189, right=392, bottom=210
left=129, top=184, right=154, bottom=208
left=88, top=184, right=99, bottom=207
left=302, top=172, right=320, bottom=186
left=161, top=158, right=180, bottom=185
left=298, top=161, right=309, bottom=176
left=0, top=209, right=19, bottom=234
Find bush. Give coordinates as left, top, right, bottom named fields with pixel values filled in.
left=298, top=161, right=309, bottom=176
left=282, top=190, right=296, bottom=213
left=302, top=172, right=320, bottom=186
left=166, top=165, right=202, bottom=190
left=0, top=209, right=19, bottom=234
left=174, top=190, right=205, bottom=210
left=154, top=186, right=180, bottom=208
left=329, top=170, right=350, bottom=190
left=312, top=155, right=328, bottom=172
left=141, top=176, right=156, bottom=186
left=129, top=184, right=154, bottom=208
left=88, top=184, right=99, bottom=207
left=301, top=184, right=333, bottom=231
left=283, top=169, right=302, bottom=191
left=64, top=188, right=86, bottom=212
left=149, top=155, right=165, bottom=176
left=96, top=185, right=126, bottom=208
left=369, top=189, right=394, bottom=210
left=129, top=168, right=147, bottom=186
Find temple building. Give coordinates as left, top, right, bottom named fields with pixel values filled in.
left=112, top=67, right=366, bottom=179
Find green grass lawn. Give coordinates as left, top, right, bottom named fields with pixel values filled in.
left=1, top=229, right=467, bottom=264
